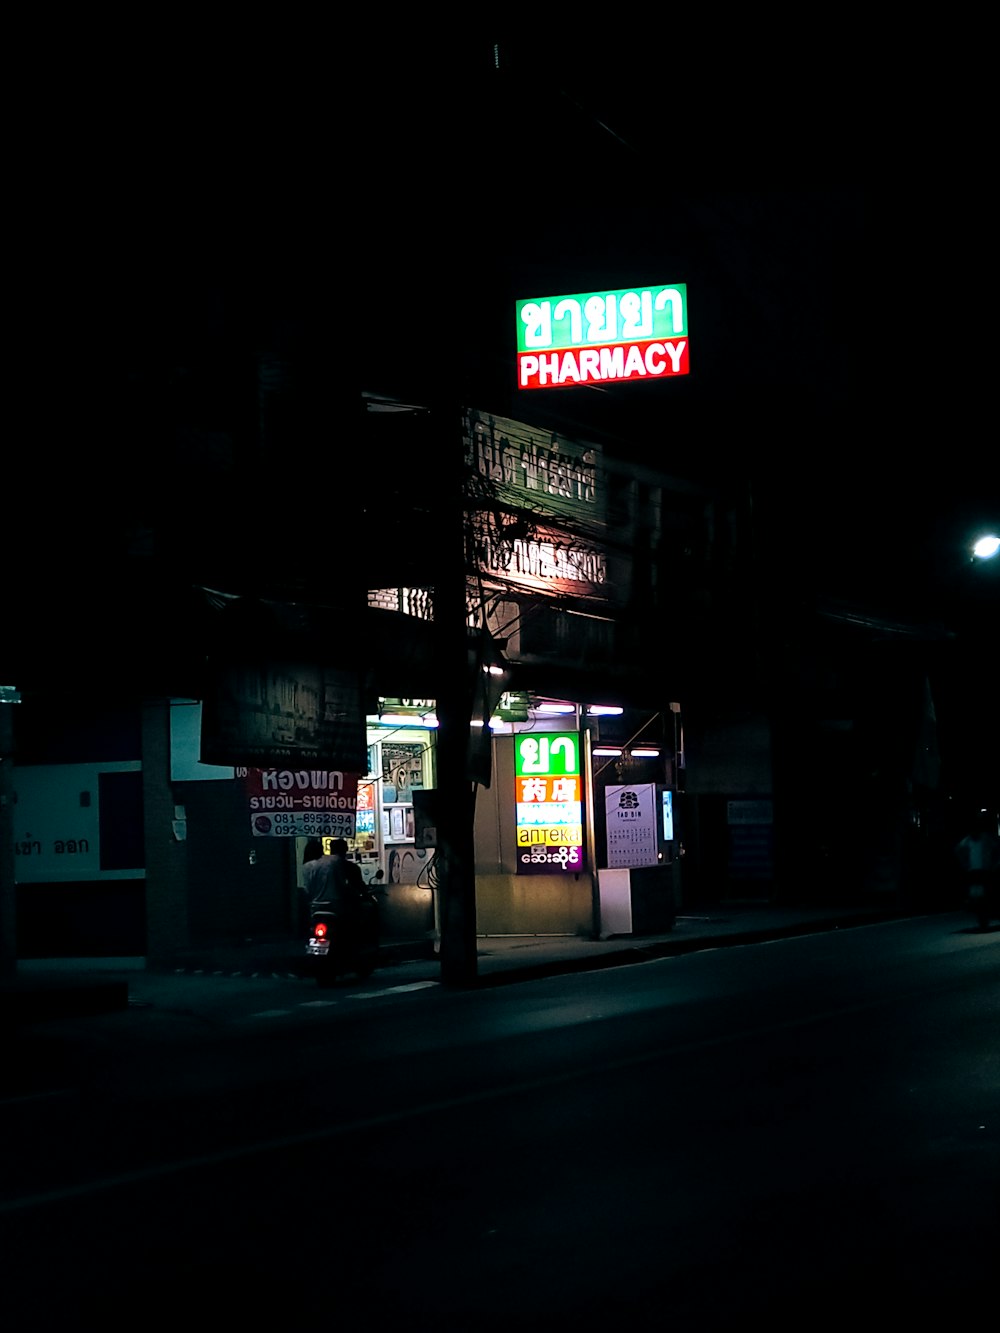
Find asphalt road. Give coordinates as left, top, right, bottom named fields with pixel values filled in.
left=2, top=914, right=997, bottom=1328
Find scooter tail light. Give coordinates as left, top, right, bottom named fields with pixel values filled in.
left=313, top=921, right=328, bottom=939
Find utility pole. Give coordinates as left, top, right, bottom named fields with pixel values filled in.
left=433, top=408, right=479, bottom=986
left=0, top=691, right=18, bottom=980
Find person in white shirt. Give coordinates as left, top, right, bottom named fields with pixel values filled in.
left=954, top=810, right=1000, bottom=929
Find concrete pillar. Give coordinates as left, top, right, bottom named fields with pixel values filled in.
left=142, top=700, right=190, bottom=960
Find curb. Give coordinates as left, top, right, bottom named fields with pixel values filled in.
left=150, top=939, right=438, bottom=980
left=469, top=911, right=910, bottom=989
left=0, top=976, right=130, bottom=1026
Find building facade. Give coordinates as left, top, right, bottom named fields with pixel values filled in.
left=7, top=392, right=773, bottom=961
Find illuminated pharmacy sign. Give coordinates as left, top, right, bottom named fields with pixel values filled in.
left=515, top=284, right=689, bottom=390
left=515, top=731, right=584, bottom=875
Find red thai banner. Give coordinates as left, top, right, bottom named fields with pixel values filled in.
left=243, top=768, right=360, bottom=838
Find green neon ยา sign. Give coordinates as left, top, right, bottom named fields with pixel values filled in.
left=515, top=733, right=579, bottom=778
left=516, top=285, right=687, bottom=353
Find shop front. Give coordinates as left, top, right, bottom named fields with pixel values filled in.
left=311, top=700, right=680, bottom=947
left=294, top=710, right=595, bottom=948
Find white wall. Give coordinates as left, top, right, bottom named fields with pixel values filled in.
left=12, top=761, right=143, bottom=882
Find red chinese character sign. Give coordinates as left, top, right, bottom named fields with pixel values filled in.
left=515, top=732, right=583, bottom=874
left=515, top=284, right=689, bottom=390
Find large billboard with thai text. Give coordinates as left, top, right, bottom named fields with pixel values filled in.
left=200, top=659, right=368, bottom=771
left=515, top=284, right=689, bottom=390
left=464, top=408, right=603, bottom=527
left=463, top=408, right=608, bottom=600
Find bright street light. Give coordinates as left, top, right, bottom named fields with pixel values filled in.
left=971, top=534, right=1000, bottom=560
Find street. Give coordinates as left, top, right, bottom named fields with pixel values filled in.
left=2, top=914, right=997, bottom=1328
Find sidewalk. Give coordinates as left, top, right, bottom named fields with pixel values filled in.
left=471, top=901, right=914, bottom=985
left=1, top=899, right=918, bottom=1023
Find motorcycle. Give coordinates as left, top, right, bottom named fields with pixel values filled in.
left=306, top=889, right=380, bottom=986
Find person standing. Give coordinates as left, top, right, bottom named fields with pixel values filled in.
left=954, top=810, right=1000, bottom=929
left=300, top=838, right=325, bottom=933
left=307, top=838, right=365, bottom=909
left=310, top=838, right=371, bottom=968
left=335, top=838, right=366, bottom=904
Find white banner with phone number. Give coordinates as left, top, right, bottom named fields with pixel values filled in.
left=243, top=768, right=360, bottom=838
left=250, top=811, right=356, bottom=838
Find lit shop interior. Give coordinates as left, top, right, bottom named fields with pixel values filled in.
left=303, top=694, right=677, bottom=943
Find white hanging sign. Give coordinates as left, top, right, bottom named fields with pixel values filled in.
left=605, top=783, right=659, bottom=868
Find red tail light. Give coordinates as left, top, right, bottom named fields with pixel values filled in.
left=313, top=921, right=328, bottom=939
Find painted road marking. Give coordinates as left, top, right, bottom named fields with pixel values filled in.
left=349, top=981, right=439, bottom=999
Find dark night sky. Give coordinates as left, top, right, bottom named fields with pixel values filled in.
left=11, top=29, right=996, bottom=804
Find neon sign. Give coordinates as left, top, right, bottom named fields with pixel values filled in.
left=515, top=732, right=584, bottom=875
left=515, top=284, right=689, bottom=390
